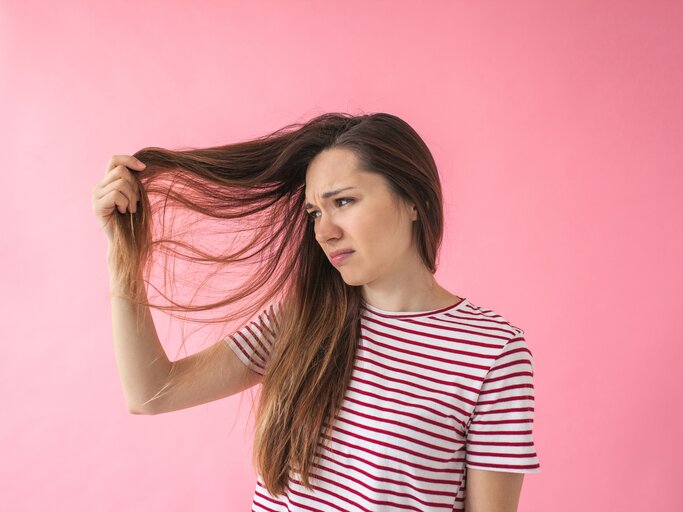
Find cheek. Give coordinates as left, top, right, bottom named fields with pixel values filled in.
left=353, top=212, right=408, bottom=254
left=350, top=213, right=382, bottom=245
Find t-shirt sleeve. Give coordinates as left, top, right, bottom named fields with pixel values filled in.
left=464, top=331, right=541, bottom=473
left=224, top=301, right=282, bottom=376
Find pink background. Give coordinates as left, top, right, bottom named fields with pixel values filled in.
left=2, top=1, right=681, bottom=510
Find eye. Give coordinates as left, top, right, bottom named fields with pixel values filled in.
left=306, top=197, right=354, bottom=220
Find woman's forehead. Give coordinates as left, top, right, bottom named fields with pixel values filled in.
left=304, top=185, right=360, bottom=209
left=304, top=169, right=389, bottom=206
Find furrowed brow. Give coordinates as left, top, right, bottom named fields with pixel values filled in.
left=305, top=187, right=358, bottom=209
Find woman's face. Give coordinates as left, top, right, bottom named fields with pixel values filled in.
left=305, top=146, right=418, bottom=287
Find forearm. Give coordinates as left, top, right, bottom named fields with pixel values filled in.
left=108, top=249, right=171, bottom=414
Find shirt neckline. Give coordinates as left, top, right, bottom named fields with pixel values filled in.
left=362, top=297, right=468, bottom=319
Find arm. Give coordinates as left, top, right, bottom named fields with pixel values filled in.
left=464, top=469, right=524, bottom=512
left=463, top=331, right=539, bottom=511
left=108, top=248, right=172, bottom=414
left=142, top=337, right=264, bottom=415
left=108, top=247, right=263, bottom=415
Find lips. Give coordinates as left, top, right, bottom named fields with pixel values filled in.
left=329, top=249, right=354, bottom=259
left=329, top=249, right=354, bottom=265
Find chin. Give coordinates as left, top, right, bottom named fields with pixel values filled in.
left=338, top=269, right=374, bottom=288
left=338, top=272, right=367, bottom=287
left=341, top=277, right=364, bottom=287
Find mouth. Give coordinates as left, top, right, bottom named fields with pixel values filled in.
left=330, top=250, right=354, bottom=265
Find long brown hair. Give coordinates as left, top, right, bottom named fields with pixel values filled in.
left=107, top=111, right=445, bottom=496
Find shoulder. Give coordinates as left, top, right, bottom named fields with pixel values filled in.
left=460, top=298, right=530, bottom=360
left=460, top=298, right=524, bottom=333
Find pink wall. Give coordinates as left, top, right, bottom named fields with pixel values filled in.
left=2, top=1, right=681, bottom=510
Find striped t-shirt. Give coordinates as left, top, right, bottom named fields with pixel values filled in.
left=226, top=297, right=541, bottom=511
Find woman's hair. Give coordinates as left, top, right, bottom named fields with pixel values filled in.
left=108, top=111, right=445, bottom=496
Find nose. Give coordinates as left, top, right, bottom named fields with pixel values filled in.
left=314, top=211, right=342, bottom=244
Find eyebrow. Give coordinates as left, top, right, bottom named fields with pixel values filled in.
left=304, top=187, right=358, bottom=209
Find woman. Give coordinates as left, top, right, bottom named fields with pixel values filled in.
left=92, top=112, right=540, bottom=511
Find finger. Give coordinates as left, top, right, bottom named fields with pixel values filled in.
left=98, top=165, right=141, bottom=197
left=97, top=179, right=138, bottom=209
left=96, top=189, right=130, bottom=216
left=105, top=154, right=146, bottom=175
left=94, top=177, right=137, bottom=208
left=106, top=154, right=146, bottom=174
left=113, top=189, right=129, bottom=214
